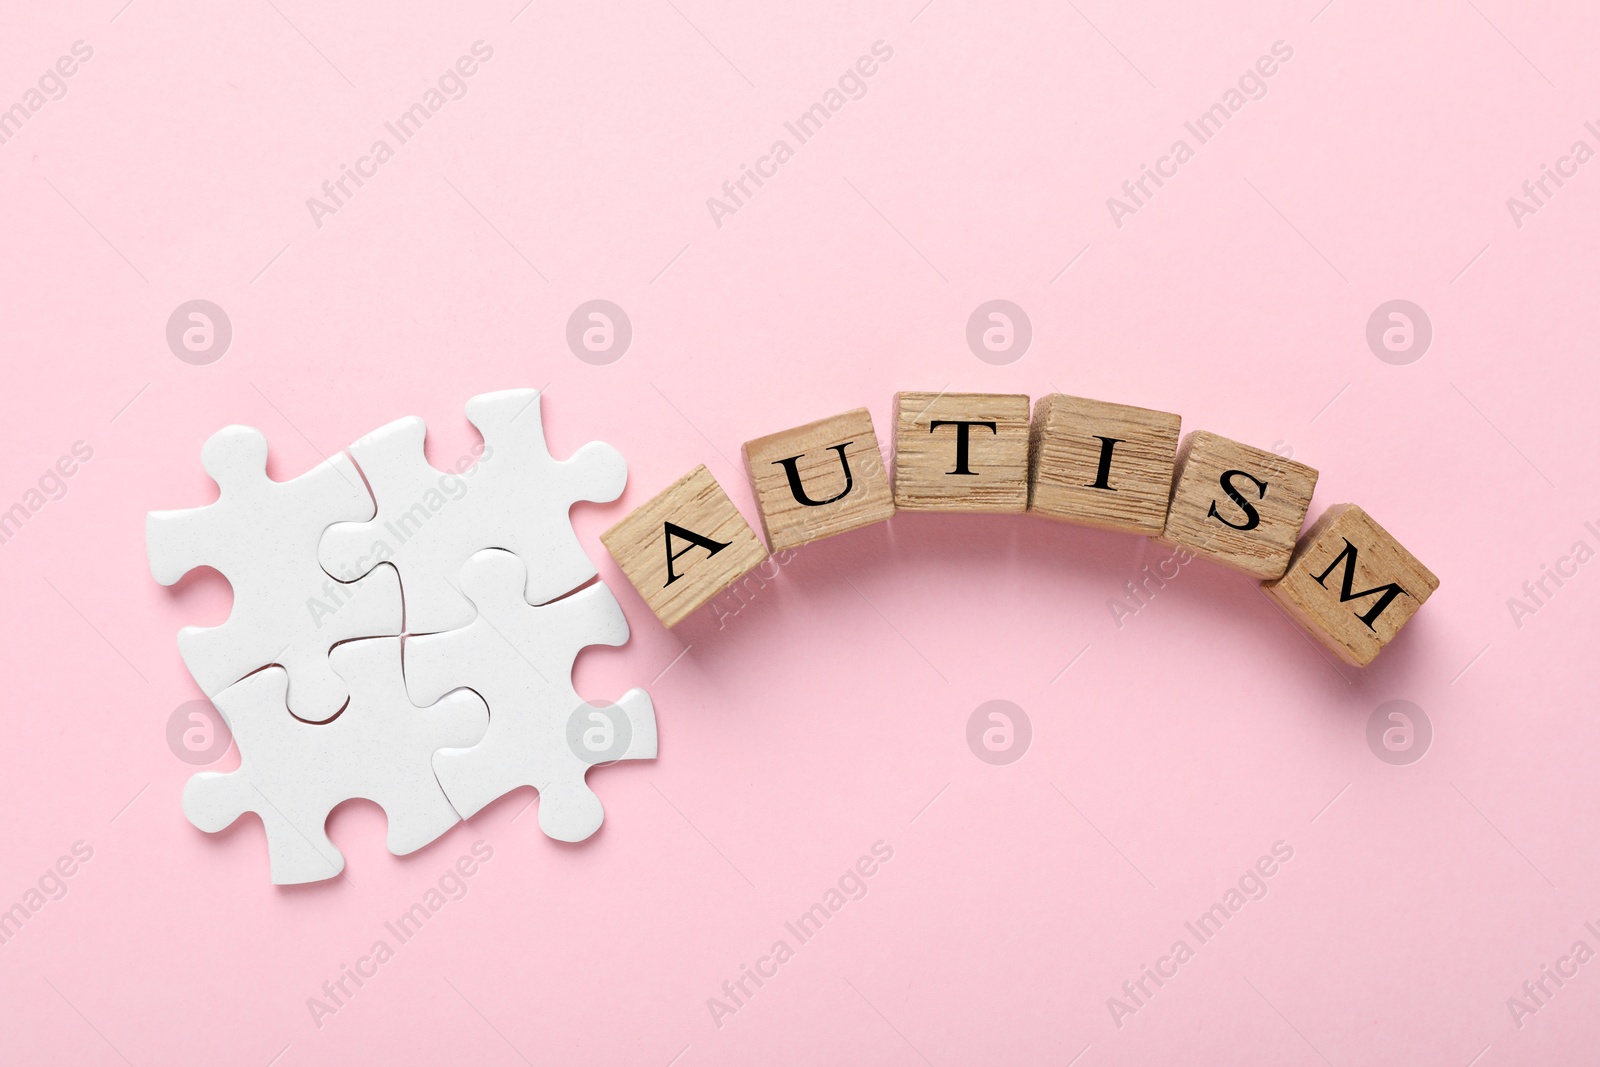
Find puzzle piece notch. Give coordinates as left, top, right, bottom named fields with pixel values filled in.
left=147, top=425, right=402, bottom=722
left=182, top=637, right=488, bottom=884
left=405, top=549, right=656, bottom=841
left=318, top=389, right=628, bottom=635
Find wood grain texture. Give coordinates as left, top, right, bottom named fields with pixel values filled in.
left=1261, top=503, right=1439, bottom=667
left=1027, top=393, right=1181, bottom=535
left=893, top=391, right=1030, bottom=512
left=601, top=465, right=768, bottom=628
left=1158, top=430, right=1319, bottom=580
left=742, top=407, right=894, bottom=551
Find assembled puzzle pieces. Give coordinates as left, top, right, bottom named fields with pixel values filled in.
left=147, top=426, right=402, bottom=723
left=319, top=389, right=628, bottom=635
left=406, top=549, right=657, bottom=842
left=182, top=637, right=488, bottom=884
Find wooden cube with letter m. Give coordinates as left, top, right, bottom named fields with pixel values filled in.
left=1262, top=504, right=1439, bottom=666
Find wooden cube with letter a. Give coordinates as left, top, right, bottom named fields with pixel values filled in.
left=601, top=465, right=769, bottom=628
left=1261, top=504, right=1439, bottom=666
left=1028, top=394, right=1181, bottom=535
left=1160, top=431, right=1319, bottom=580
left=894, top=392, right=1031, bottom=512
left=743, top=408, right=895, bottom=551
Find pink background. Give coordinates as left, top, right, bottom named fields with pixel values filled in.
left=2, top=1, right=1596, bottom=1063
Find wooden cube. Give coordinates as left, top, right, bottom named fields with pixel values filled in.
left=1262, top=504, right=1439, bottom=666
left=1159, top=431, right=1318, bottom=580
left=600, top=465, right=769, bottom=627
left=893, top=392, right=1031, bottom=512
left=1028, top=394, right=1181, bottom=535
left=742, top=408, right=894, bottom=551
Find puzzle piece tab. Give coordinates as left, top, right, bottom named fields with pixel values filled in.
left=319, top=389, right=627, bottom=635
left=405, top=549, right=657, bottom=841
left=147, top=426, right=402, bottom=722
left=182, top=637, right=487, bottom=884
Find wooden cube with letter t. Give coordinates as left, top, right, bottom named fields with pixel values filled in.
left=743, top=408, right=895, bottom=551
left=894, top=392, right=1031, bottom=512
left=1261, top=504, right=1439, bottom=666
left=1159, top=431, right=1319, bottom=580
left=601, top=465, right=769, bottom=628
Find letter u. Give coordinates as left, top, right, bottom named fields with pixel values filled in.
left=774, top=442, right=854, bottom=506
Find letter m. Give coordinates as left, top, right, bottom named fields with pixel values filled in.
left=1311, top=539, right=1408, bottom=629
left=396, top=903, right=431, bottom=937
left=395, top=503, right=430, bottom=538
left=795, top=903, right=831, bottom=937
left=1196, top=103, right=1229, bottom=136
left=397, top=103, right=430, bottom=136
left=0, top=503, right=29, bottom=542
left=0, top=103, right=30, bottom=140
left=795, top=103, right=830, bottom=137
left=0, top=902, right=30, bottom=940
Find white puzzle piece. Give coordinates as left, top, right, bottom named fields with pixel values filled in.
left=182, top=637, right=488, bottom=885
left=147, top=426, right=402, bottom=723
left=405, top=549, right=657, bottom=842
left=318, top=389, right=628, bottom=635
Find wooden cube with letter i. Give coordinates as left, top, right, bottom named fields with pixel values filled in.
left=1028, top=394, right=1182, bottom=535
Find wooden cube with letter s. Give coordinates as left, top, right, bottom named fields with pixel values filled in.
left=1159, top=430, right=1319, bottom=580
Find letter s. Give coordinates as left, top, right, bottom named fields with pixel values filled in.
left=1206, top=469, right=1267, bottom=531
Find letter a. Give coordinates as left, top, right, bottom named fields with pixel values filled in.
left=707, top=996, right=738, bottom=1029
left=1506, top=197, right=1537, bottom=229
left=307, top=996, right=339, bottom=1029
left=707, top=197, right=738, bottom=228
left=307, top=197, right=338, bottom=229
left=1107, top=196, right=1138, bottom=228
left=1107, top=996, right=1138, bottom=1029
left=662, top=522, right=731, bottom=586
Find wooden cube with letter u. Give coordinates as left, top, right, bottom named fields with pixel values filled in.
left=1262, top=504, right=1439, bottom=666
left=743, top=408, right=895, bottom=551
